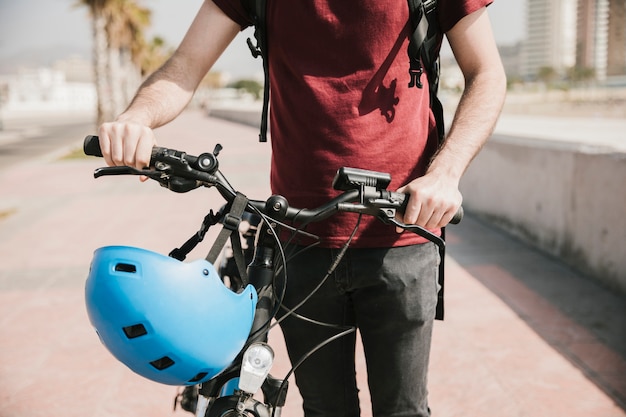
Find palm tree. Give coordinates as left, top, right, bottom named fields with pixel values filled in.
left=78, top=0, right=111, bottom=124
left=140, top=36, right=172, bottom=77
left=536, top=66, right=558, bottom=88
left=104, top=0, right=151, bottom=117
left=77, top=0, right=151, bottom=124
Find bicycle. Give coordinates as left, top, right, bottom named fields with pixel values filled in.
left=82, top=135, right=462, bottom=417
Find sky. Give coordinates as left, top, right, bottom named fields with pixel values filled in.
left=0, top=0, right=525, bottom=77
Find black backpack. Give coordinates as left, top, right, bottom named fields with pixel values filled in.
left=243, top=0, right=448, bottom=320
left=244, top=0, right=443, bottom=144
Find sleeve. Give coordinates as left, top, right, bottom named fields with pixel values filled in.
left=438, top=0, right=493, bottom=33
left=212, top=0, right=254, bottom=30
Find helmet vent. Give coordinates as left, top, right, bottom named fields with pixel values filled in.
left=115, top=263, right=137, bottom=273
left=150, top=356, right=175, bottom=371
left=122, top=324, right=148, bottom=339
left=188, top=372, right=208, bottom=383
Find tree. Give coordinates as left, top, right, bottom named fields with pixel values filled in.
left=78, top=0, right=111, bottom=124
left=140, top=36, right=173, bottom=77
left=566, top=66, right=596, bottom=86
left=104, top=0, right=151, bottom=116
left=536, top=66, right=558, bottom=87
left=229, top=79, right=264, bottom=100
left=77, top=0, right=152, bottom=124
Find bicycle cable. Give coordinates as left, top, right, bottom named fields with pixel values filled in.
left=270, top=213, right=362, bottom=331
left=270, top=325, right=356, bottom=417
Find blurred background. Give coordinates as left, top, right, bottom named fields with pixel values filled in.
left=0, top=1, right=624, bottom=416
left=5, top=0, right=617, bottom=293
left=1, top=0, right=624, bottom=125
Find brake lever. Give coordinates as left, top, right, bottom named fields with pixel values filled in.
left=377, top=211, right=445, bottom=250
left=94, top=166, right=157, bottom=178
left=93, top=166, right=202, bottom=193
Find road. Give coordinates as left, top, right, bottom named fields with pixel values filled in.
left=0, top=118, right=93, bottom=171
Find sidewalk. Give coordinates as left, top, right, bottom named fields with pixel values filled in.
left=0, top=110, right=624, bottom=417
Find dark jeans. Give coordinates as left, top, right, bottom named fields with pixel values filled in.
left=278, top=243, right=440, bottom=417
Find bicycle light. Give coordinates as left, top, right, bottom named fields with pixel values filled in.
left=238, top=343, right=274, bottom=394
left=332, top=167, right=391, bottom=191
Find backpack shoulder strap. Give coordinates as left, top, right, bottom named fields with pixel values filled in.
left=243, top=0, right=270, bottom=143
left=407, top=0, right=444, bottom=143
left=407, top=0, right=448, bottom=321
left=407, top=0, right=440, bottom=90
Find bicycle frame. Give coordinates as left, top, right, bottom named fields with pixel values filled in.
left=193, top=218, right=288, bottom=417
left=83, top=135, right=461, bottom=417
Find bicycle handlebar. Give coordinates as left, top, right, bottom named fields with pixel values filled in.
left=83, top=135, right=463, bottom=226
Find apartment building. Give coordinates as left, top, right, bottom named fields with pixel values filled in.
left=605, top=0, right=626, bottom=78
left=523, top=0, right=626, bottom=82
left=523, top=0, right=578, bottom=79
left=577, top=0, right=626, bottom=80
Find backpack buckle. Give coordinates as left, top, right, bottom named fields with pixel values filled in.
left=247, top=37, right=262, bottom=58
left=408, top=67, right=424, bottom=89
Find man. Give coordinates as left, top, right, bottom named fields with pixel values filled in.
left=98, top=1, right=506, bottom=416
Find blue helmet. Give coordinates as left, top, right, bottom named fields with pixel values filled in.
left=85, top=246, right=257, bottom=386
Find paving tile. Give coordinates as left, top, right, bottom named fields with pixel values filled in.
left=0, top=111, right=624, bottom=417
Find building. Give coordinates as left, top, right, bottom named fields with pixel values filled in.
left=524, top=0, right=626, bottom=82
left=499, top=42, right=524, bottom=81
left=0, top=65, right=96, bottom=121
left=577, top=0, right=607, bottom=80
left=606, top=0, right=626, bottom=78
left=522, top=0, right=578, bottom=80
left=578, top=0, right=626, bottom=81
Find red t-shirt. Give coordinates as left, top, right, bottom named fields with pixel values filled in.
left=213, top=0, right=491, bottom=248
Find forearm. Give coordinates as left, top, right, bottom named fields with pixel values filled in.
left=390, top=6, right=505, bottom=229
left=115, top=0, right=240, bottom=128
left=97, top=1, right=240, bottom=169
left=428, top=68, right=507, bottom=182
left=118, top=55, right=197, bottom=128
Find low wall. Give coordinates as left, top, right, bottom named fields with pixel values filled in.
left=208, top=106, right=626, bottom=294
left=207, top=108, right=263, bottom=130
left=461, top=135, right=626, bottom=294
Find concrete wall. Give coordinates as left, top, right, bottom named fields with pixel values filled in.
left=209, top=106, right=626, bottom=294
left=207, top=108, right=263, bottom=130
left=461, top=135, right=626, bottom=294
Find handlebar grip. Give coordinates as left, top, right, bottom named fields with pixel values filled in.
left=83, top=135, right=164, bottom=166
left=84, top=135, right=103, bottom=157
left=451, top=205, right=464, bottom=225
left=84, top=135, right=465, bottom=225
left=391, top=191, right=463, bottom=225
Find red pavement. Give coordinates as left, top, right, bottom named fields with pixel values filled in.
left=0, top=111, right=624, bottom=417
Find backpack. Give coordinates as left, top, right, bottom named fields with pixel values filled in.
left=244, top=0, right=443, bottom=144
left=243, top=0, right=448, bottom=320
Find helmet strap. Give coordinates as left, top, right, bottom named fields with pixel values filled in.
left=169, top=210, right=221, bottom=261
left=206, top=192, right=250, bottom=285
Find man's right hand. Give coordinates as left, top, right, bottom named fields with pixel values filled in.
left=93, top=1, right=242, bottom=172
left=97, top=120, right=157, bottom=170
